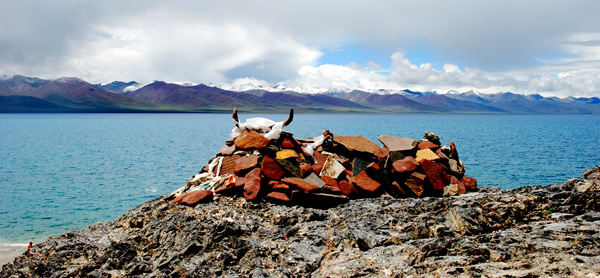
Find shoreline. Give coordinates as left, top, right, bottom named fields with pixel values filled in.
left=0, top=244, right=27, bottom=268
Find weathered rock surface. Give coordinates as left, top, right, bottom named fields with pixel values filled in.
left=4, top=167, right=600, bottom=277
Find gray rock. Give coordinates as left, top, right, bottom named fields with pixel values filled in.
left=3, top=168, right=600, bottom=277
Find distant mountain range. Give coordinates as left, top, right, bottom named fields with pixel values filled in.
left=1, top=75, right=599, bottom=114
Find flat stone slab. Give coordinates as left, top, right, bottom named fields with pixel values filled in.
left=334, top=136, right=383, bottom=158
left=378, top=135, right=417, bottom=152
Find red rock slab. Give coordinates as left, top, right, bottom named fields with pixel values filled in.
left=261, top=156, right=285, bottom=180
left=418, top=141, right=440, bottom=150
left=281, top=177, right=320, bottom=192
left=392, top=157, right=419, bottom=173
left=353, top=171, right=381, bottom=192
left=313, top=151, right=328, bottom=166
left=405, top=172, right=426, bottom=197
left=312, top=164, right=323, bottom=175
left=338, top=180, right=356, bottom=195
left=235, top=155, right=260, bottom=173
left=218, top=155, right=241, bottom=176
left=234, top=130, right=271, bottom=150
left=215, top=175, right=242, bottom=194
left=219, top=144, right=236, bottom=156
left=299, top=163, right=313, bottom=177
left=379, top=147, right=390, bottom=159
left=243, top=168, right=262, bottom=201
left=281, top=138, right=296, bottom=149
left=334, top=136, right=384, bottom=159
left=391, top=181, right=408, bottom=197
left=462, top=176, right=477, bottom=191
left=323, top=185, right=342, bottom=194
left=272, top=182, right=290, bottom=190
left=420, top=159, right=450, bottom=190
left=450, top=176, right=467, bottom=194
left=171, top=190, right=213, bottom=205
left=320, top=175, right=338, bottom=187
left=450, top=142, right=459, bottom=161
left=266, top=191, right=291, bottom=202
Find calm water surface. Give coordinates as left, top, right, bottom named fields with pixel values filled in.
left=1, top=113, right=599, bottom=243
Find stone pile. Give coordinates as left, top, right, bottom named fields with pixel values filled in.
left=171, top=120, right=477, bottom=208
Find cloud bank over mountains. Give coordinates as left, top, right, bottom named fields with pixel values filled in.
left=1, top=1, right=599, bottom=97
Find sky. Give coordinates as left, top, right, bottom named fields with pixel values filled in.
left=1, top=1, right=600, bottom=97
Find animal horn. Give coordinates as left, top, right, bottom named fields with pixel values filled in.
left=232, top=107, right=240, bottom=125
left=283, top=108, right=294, bottom=126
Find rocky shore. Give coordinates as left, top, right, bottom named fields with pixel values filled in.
left=2, top=166, right=599, bottom=277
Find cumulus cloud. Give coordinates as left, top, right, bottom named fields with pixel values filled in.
left=1, top=0, right=600, bottom=97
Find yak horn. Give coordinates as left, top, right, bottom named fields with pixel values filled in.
left=232, top=107, right=239, bottom=123
left=283, top=108, right=294, bottom=126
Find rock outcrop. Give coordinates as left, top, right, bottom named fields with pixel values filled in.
left=3, top=167, right=600, bottom=277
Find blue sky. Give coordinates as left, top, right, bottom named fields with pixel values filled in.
left=1, top=0, right=600, bottom=97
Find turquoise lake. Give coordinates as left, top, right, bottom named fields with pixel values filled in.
left=1, top=113, right=599, bottom=244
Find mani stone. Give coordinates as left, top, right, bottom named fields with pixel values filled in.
left=392, top=156, right=419, bottom=173
left=378, top=135, right=417, bottom=152
left=266, top=191, right=291, bottom=202
left=234, top=130, right=271, bottom=150
left=320, top=156, right=345, bottom=179
left=353, top=171, right=381, bottom=192
left=304, top=172, right=326, bottom=188
left=405, top=172, right=426, bottom=197
left=261, top=155, right=285, bottom=180
left=418, top=141, right=440, bottom=150
left=235, top=154, right=260, bottom=173
left=276, top=149, right=299, bottom=160
left=243, top=168, right=262, bottom=201
left=219, top=144, right=236, bottom=156
left=320, top=175, right=338, bottom=187
left=338, top=180, right=356, bottom=195
left=281, top=177, right=320, bottom=192
left=420, top=159, right=450, bottom=190
left=415, top=148, right=439, bottom=162
left=450, top=176, right=467, bottom=194
left=462, top=176, right=477, bottom=191
left=334, top=136, right=384, bottom=159
left=171, top=190, right=213, bottom=205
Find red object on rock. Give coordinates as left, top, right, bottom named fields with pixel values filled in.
left=462, top=176, right=477, bottom=190
left=234, top=130, right=271, bottom=150
left=171, top=190, right=213, bottom=205
left=353, top=171, right=381, bottom=192
left=266, top=191, right=291, bottom=202
left=420, top=159, right=450, bottom=190
left=243, top=168, right=262, bottom=201
left=281, top=177, right=320, bottom=192
left=392, top=157, right=419, bottom=173
left=235, top=155, right=260, bottom=173
left=418, top=141, right=440, bottom=150
left=338, top=180, right=356, bottom=195
left=320, top=175, right=338, bottom=187
left=261, top=156, right=285, bottom=180
left=450, top=176, right=467, bottom=194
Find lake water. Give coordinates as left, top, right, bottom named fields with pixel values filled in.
left=1, top=113, right=599, bottom=244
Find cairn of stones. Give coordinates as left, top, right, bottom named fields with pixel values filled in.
left=171, top=109, right=477, bottom=208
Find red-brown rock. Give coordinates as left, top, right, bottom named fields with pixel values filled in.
left=353, top=171, right=381, bottom=192
left=234, top=130, right=271, bottom=150
left=334, top=136, right=385, bottom=159
left=450, top=176, right=467, bottom=194
left=450, top=141, right=459, bottom=161
left=217, top=155, right=242, bottom=176
left=322, top=185, right=342, bottom=193
left=272, top=182, right=290, bottom=190
left=261, top=156, right=285, bottom=180
left=312, top=164, right=323, bottom=175
left=320, top=175, right=338, bottom=187
left=215, top=175, right=243, bottom=194
left=418, top=141, right=440, bottom=150
left=235, top=155, right=260, bottom=173
left=462, top=176, right=477, bottom=191
left=378, top=135, right=417, bottom=152
left=281, top=177, right=320, bottom=192
left=405, top=172, right=426, bottom=197
left=243, top=168, right=262, bottom=201
left=299, top=163, right=313, bottom=177
left=420, top=159, right=450, bottom=190
left=281, top=138, right=295, bottom=149
left=392, top=157, right=419, bottom=173
left=219, top=144, right=236, bottom=156
left=266, top=191, right=291, bottom=202
left=338, top=180, right=356, bottom=195
left=171, top=190, right=213, bottom=205
left=313, top=151, right=328, bottom=166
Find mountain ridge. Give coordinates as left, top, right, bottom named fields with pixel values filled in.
left=1, top=75, right=599, bottom=114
